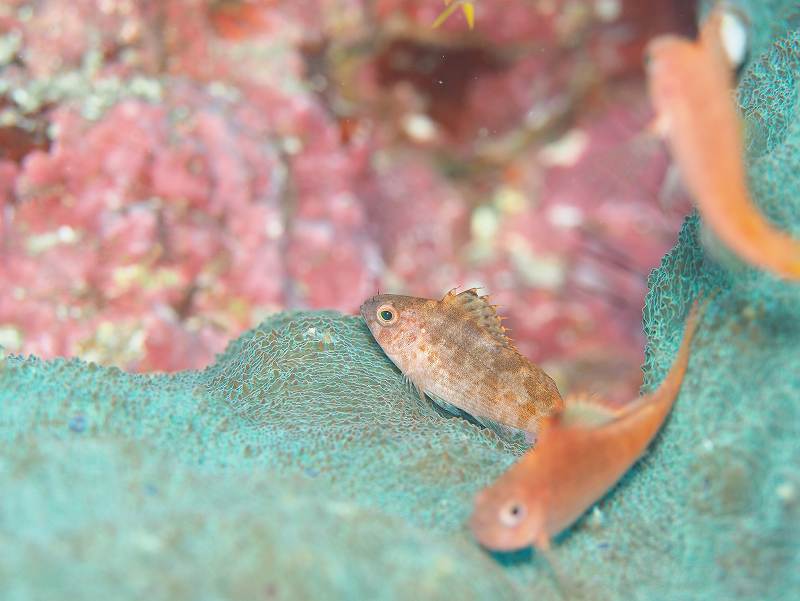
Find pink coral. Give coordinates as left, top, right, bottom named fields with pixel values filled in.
left=467, top=89, right=680, bottom=399
left=357, top=154, right=469, bottom=296
left=2, top=89, right=293, bottom=369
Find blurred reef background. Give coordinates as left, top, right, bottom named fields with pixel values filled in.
left=0, top=0, right=698, bottom=399
left=1, top=1, right=799, bottom=600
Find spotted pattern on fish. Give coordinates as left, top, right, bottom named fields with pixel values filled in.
left=360, top=288, right=563, bottom=440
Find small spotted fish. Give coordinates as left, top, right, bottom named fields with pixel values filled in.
left=360, top=288, right=563, bottom=442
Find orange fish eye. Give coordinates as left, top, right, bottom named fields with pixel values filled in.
left=376, top=304, right=398, bottom=325
left=499, top=501, right=526, bottom=527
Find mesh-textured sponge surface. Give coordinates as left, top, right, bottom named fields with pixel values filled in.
left=202, top=310, right=527, bottom=531
left=1, top=436, right=519, bottom=601
left=1, top=1, right=800, bottom=599
left=0, top=315, right=525, bottom=600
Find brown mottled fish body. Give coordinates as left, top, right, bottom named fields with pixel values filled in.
left=360, top=289, right=563, bottom=438
left=470, top=301, right=702, bottom=552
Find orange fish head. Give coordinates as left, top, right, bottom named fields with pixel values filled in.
left=469, top=474, right=547, bottom=552
left=360, top=293, right=431, bottom=354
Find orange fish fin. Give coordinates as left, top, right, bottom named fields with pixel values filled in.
left=534, top=531, right=551, bottom=551
left=538, top=544, right=573, bottom=600
left=638, top=298, right=703, bottom=408
left=442, top=288, right=516, bottom=350
left=556, top=300, right=704, bottom=429
left=558, top=392, right=626, bottom=428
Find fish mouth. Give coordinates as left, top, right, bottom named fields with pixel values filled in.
left=469, top=511, right=503, bottom=550
left=359, top=294, right=381, bottom=320
left=468, top=496, right=495, bottom=547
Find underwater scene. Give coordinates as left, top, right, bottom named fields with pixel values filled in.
left=0, top=0, right=798, bottom=599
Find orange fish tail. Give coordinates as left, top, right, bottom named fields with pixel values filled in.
left=642, top=300, right=702, bottom=414
left=701, top=186, right=800, bottom=279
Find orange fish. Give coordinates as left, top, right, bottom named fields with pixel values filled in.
left=470, top=300, right=702, bottom=552
left=360, top=288, right=563, bottom=442
left=646, top=6, right=800, bottom=279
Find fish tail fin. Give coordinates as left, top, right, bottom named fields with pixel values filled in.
left=637, top=295, right=708, bottom=416
left=554, top=297, right=706, bottom=430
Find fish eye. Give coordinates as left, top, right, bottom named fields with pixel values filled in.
left=499, top=501, right=526, bottom=527
left=376, top=304, right=398, bottom=325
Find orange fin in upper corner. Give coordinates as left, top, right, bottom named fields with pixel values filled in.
left=442, top=288, right=517, bottom=350
left=646, top=6, right=800, bottom=280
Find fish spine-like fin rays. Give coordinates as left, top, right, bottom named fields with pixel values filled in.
left=441, top=287, right=517, bottom=350
left=404, top=373, right=425, bottom=402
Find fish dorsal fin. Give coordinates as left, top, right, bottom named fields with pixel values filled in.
left=556, top=392, right=627, bottom=428
left=442, top=288, right=516, bottom=350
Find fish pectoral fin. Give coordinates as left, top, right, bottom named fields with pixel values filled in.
left=426, top=390, right=465, bottom=417
left=425, top=391, right=535, bottom=446
left=470, top=414, right=534, bottom=447
left=403, top=373, right=427, bottom=402
left=534, top=532, right=552, bottom=552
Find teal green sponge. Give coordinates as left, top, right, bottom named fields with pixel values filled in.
left=0, top=314, right=526, bottom=600
left=1, top=435, right=522, bottom=600
left=2, top=1, right=800, bottom=599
